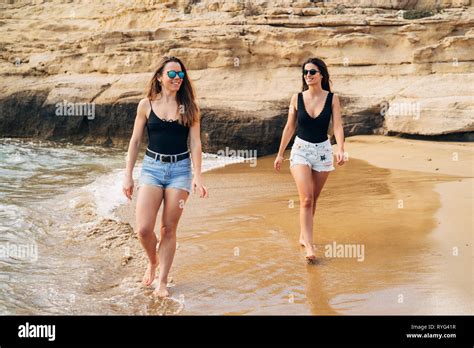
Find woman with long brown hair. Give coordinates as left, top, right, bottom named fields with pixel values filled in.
left=274, top=57, right=345, bottom=264
left=122, top=56, right=208, bottom=297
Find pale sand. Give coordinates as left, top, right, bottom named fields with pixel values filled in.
left=344, top=135, right=473, bottom=177
left=114, top=135, right=473, bottom=314
left=342, top=135, right=473, bottom=314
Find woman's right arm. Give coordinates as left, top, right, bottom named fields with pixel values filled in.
left=123, top=99, right=148, bottom=200
left=274, top=94, right=298, bottom=172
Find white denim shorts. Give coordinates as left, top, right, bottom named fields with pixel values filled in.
left=290, top=136, right=335, bottom=172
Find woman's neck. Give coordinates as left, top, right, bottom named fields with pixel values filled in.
left=307, top=84, right=324, bottom=96
left=159, top=88, right=177, bottom=102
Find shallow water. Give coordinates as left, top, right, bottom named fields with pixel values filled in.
left=0, top=138, right=248, bottom=315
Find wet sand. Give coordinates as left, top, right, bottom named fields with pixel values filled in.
left=113, top=135, right=473, bottom=315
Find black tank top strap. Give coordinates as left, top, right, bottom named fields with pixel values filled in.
left=327, top=92, right=334, bottom=111
left=297, top=92, right=303, bottom=111
left=148, top=98, right=153, bottom=120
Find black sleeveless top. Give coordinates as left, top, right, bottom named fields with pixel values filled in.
left=296, top=91, right=333, bottom=143
left=146, top=99, right=189, bottom=155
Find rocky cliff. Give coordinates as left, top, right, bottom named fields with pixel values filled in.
left=1, top=0, right=473, bottom=154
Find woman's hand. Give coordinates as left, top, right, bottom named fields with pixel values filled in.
left=122, top=174, right=134, bottom=200
left=274, top=155, right=284, bottom=172
left=335, top=148, right=346, bottom=166
left=192, top=174, right=208, bottom=198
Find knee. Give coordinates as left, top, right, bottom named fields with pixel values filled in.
left=301, top=194, right=314, bottom=209
left=136, top=226, right=154, bottom=239
left=313, top=193, right=320, bottom=203
left=160, top=223, right=177, bottom=239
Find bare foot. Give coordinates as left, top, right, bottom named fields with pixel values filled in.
left=142, top=261, right=158, bottom=286
left=154, top=281, right=170, bottom=298
left=299, top=236, right=306, bottom=247
left=305, top=244, right=316, bottom=264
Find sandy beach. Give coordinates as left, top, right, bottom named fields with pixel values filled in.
left=110, top=135, right=473, bottom=315
left=1, top=0, right=473, bottom=319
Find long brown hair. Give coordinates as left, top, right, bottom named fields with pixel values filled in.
left=146, top=56, right=199, bottom=127
left=301, top=57, right=332, bottom=92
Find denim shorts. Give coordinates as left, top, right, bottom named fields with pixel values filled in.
left=290, top=136, right=335, bottom=172
left=138, top=154, right=193, bottom=193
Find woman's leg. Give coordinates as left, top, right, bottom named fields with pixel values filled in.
left=298, top=170, right=331, bottom=245
left=155, top=188, right=190, bottom=297
left=136, top=184, right=164, bottom=286
left=290, top=164, right=315, bottom=259
left=311, top=170, right=330, bottom=216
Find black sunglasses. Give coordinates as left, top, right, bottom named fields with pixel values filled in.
left=167, top=70, right=185, bottom=79
left=303, top=69, right=320, bottom=76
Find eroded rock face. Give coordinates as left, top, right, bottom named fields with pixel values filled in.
left=0, top=0, right=472, bottom=153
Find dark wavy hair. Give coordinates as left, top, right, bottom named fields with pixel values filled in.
left=301, top=57, right=332, bottom=92
left=146, top=56, right=199, bottom=127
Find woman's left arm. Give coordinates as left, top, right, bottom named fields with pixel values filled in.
left=189, top=120, right=209, bottom=197
left=332, top=94, right=346, bottom=165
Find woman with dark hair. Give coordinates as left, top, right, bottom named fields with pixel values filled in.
left=123, top=56, right=208, bottom=297
left=274, top=57, right=345, bottom=264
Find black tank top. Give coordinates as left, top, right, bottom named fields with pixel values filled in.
left=146, top=99, right=189, bottom=155
left=296, top=91, right=333, bottom=143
